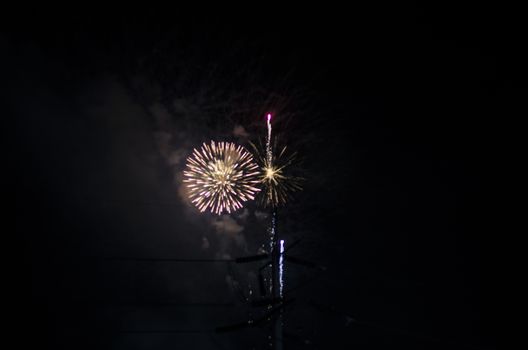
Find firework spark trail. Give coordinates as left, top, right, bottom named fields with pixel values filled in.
left=183, top=141, right=261, bottom=215
left=268, top=211, right=277, bottom=295
left=279, top=239, right=284, bottom=297
left=266, top=113, right=273, bottom=166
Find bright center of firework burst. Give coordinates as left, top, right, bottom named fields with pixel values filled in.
left=265, top=167, right=276, bottom=179
left=212, top=161, right=232, bottom=184
left=183, top=141, right=261, bottom=215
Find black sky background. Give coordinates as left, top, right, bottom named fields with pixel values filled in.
left=6, top=4, right=518, bottom=349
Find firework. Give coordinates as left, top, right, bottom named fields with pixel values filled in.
left=183, top=141, right=261, bottom=215
left=251, top=114, right=303, bottom=208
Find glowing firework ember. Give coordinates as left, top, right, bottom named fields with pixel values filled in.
left=251, top=114, right=303, bottom=208
left=183, top=141, right=261, bottom=215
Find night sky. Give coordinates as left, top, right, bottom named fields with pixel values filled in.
left=7, top=5, right=516, bottom=349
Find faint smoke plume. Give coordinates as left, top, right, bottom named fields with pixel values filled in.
left=212, top=215, right=244, bottom=237
left=255, top=210, right=268, bottom=221
left=201, top=236, right=210, bottom=250
left=233, top=125, right=250, bottom=138
left=236, top=208, right=249, bottom=221
left=211, top=214, right=248, bottom=254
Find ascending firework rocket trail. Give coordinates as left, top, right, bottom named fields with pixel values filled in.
left=264, top=114, right=281, bottom=295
